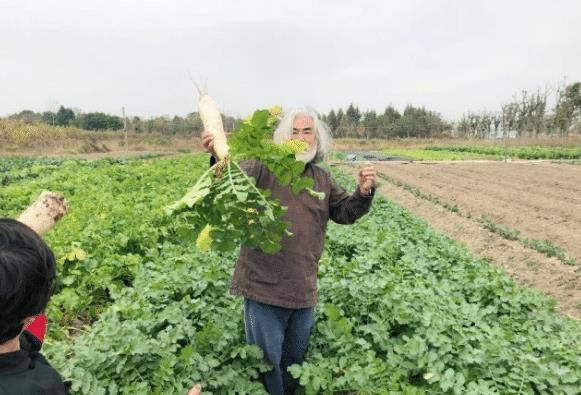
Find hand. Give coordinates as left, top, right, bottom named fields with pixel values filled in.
left=358, top=165, right=376, bottom=196
left=188, top=384, right=202, bottom=395
left=201, top=130, right=217, bottom=158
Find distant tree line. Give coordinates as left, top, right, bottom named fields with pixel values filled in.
left=321, top=104, right=450, bottom=139
left=6, top=81, right=580, bottom=139
left=5, top=104, right=453, bottom=139
left=456, top=82, right=581, bottom=138
left=7, top=107, right=241, bottom=136
left=129, top=113, right=240, bottom=136
left=9, top=107, right=124, bottom=131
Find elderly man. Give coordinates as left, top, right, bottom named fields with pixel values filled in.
left=202, top=107, right=375, bottom=395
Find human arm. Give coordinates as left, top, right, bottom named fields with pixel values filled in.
left=329, top=166, right=376, bottom=224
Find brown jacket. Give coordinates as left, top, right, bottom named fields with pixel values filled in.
left=229, top=159, right=374, bottom=308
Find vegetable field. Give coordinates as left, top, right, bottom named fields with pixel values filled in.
left=379, top=146, right=581, bottom=161
left=425, top=146, right=581, bottom=160
left=1, top=154, right=580, bottom=394
left=339, top=160, right=581, bottom=317
left=379, top=149, right=500, bottom=161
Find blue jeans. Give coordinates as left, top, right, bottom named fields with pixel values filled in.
left=244, top=298, right=315, bottom=395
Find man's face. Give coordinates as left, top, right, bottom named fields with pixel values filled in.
left=291, top=115, right=316, bottom=149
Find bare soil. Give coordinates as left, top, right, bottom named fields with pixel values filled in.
left=373, top=161, right=581, bottom=260
left=339, top=162, right=581, bottom=318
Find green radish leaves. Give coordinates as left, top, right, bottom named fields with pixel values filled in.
left=170, top=107, right=325, bottom=254
left=229, top=108, right=322, bottom=197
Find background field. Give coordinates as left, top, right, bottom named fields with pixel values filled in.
left=3, top=117, right=581, bottom=158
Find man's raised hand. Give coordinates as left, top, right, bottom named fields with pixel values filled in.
left=358, top=165, right=376, bottom=196
left=201, top=130, right=217, bottom=158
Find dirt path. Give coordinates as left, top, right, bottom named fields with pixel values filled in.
left=339, top=163, right=581, bottom=318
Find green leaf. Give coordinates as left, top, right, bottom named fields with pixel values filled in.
left=306, top=188, right=325, bottom=200
left=277, top=171, right=292, bottom=187
left=251, top=110, right=269, bottom=127
left=291, top=177, right=314, bottom=195
left=290, top=160, right=306, bottom=176
left=235, top=191, right=248, bottom=202
left=440, top=368, right=455, bottom=391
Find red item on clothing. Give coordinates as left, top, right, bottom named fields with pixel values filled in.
left=25, top=314, right=47, bottom=343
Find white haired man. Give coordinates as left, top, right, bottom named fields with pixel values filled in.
left=201, top=108, right=375, bottom=395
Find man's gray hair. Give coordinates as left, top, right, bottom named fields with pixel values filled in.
left=273, top=107, right=332, bottom=163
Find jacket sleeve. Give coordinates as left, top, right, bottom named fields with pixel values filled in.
left=329, top=176, right=375, bottom=225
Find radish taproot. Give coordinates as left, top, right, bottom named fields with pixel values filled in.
left=17, top=191, right=69, bottom=236
left=198, top=94, right=229, bottom=160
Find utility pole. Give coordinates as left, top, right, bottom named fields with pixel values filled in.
left=122, top=106, right=128, bottom=157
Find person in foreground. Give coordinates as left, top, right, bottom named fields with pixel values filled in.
left=202, top=107, right=376, bottom=395
left=0, top=218, right=69, bottom=394
left=0, top=219, right=203, bottom=395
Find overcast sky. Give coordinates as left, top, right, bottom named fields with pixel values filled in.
left=1, top=0, right=580, bottom=120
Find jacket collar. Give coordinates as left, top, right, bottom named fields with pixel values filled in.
left=0, top=349, right=31, bottom=376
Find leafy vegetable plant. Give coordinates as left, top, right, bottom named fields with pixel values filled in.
left=168, top=105, right=325, bottom=254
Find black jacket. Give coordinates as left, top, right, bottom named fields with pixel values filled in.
left=0, top=331, right=69, bottom=395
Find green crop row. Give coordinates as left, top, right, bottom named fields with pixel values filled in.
left=0, top=154, right=209, bottom=330
left=1, top=155, right=579, bottom=394
left=426, top=146, right=581, bottom=160
left=380, top=148, right=499, bottom=161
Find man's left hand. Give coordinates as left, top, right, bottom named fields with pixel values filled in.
left=358, top=165, right=376, bottom=196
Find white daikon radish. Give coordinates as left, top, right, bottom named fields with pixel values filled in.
left=198, top=94, right=229, bottom=160
left=17, top=191, right=69, bottom=236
